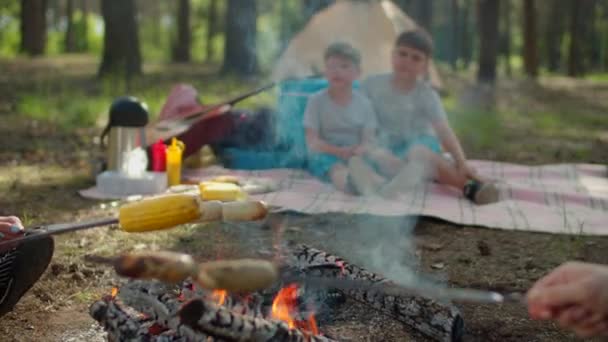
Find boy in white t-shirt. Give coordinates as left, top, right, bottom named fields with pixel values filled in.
left=303, top=42, right=385, bottom=195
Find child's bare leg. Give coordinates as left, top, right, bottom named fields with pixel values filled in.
left=366, top=148, right=404, bottom=177
left=328, top=163, right=351, bottom=192
left=407, top=145, right=467, bottom=189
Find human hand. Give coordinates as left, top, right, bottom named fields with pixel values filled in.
left=352, top=145, right=367, bottom=156
left=0, top=216, right=24, bottom=239
left=527, top=262, right=608, bottom=338
left=337, top=146, right=356, bottom=161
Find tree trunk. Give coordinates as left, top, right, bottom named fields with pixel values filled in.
left=586, top=1, right=601, bottom=71
left=523, top=0, right=538, bottom=77
left=81, top=0, right=89, bottom=51
left=477, top=0, right=500, bottom=83
left=173, top=0, right=191, bottom=62
left=414, top=0, right=433, bottom=31
left=450, top=0, right=459, bottom=70
left=221, top=0, right=258, bottom=76
left=567, top=0, right=584, bottom=76
left=460, top=0, right=473, bottom=68
left=20, top=0, right=47, bottom=56
left=499, top=0, right=512, bottom=76
left=206, top=0, right=218, bottom=62
left=544, top=0, right=564, bottom=72
left=65, top=0, right=76, bottom=52
left=98, top=0, right=142, bottom=77
left=279, top=0, right=289, bottom=52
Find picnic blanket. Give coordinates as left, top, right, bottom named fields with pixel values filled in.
left=80, top=161, right=608, bottom=236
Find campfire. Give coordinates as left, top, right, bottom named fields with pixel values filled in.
left=90, top=244, right=464, bottom=342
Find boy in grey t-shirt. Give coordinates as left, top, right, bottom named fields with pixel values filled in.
left=303, top=42, right=386, bottom=195
left=362, top=30, right=499, bottom=204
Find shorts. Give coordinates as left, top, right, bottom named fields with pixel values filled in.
left=388, top=135, right=442, bottom=158
left=306, top=152, right=342, bottom=181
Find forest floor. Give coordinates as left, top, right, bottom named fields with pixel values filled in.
left=0, top=55, right=607, bottom=341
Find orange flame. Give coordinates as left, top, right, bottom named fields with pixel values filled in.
left=210, top=290, right=227, bottom=305
left=271, top=284, right=318, bottom=335
left=307, top=313, right=319, bottom=335
left=271, top=284, right=298, bottom=329
left=111, top=287, right=118, bottom=299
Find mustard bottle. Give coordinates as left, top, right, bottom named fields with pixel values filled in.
left=166, top=138, right=185, bottom=186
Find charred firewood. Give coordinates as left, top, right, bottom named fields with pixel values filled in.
left=90, top=296, right=209, bottom=341
left=179, top=298, right=337, bottom=342
left=289, top=244, right=464, bottom=342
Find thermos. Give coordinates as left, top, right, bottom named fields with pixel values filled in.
left=100, top=97, right=149, bottom=172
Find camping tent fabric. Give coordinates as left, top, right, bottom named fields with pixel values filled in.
left=272, top=0, right=442, bottom=89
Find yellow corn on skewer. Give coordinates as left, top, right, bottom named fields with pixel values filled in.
left=119, top=193, right=268, bottom=233
left=119, top=194, right=202, bottom=233
left=199, top=181, right=248, bottom=201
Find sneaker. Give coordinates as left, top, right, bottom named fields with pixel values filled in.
left=0, top=233, right=54, bottom=318
left=463, top=180, right=500, bottom=205
left=347, top=156, right=382, bottom=196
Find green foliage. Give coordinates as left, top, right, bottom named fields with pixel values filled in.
left=444, top=95, right=504, bottom=150
left=15, top=68, right=275, bottom=130
left=0, top=13, right=20, bottom=57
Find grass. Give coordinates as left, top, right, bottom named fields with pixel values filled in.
left=9, top=56, right=276, bottom=130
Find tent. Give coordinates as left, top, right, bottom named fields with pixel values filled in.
left=272, top=0, right=442, bottom=89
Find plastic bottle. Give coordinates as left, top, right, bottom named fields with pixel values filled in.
left=166, top=138, right=185, bottom=186
left=151, top=139, right=167, bottom=171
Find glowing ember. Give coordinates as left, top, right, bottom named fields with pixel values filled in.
left=111, top=287, right=118, bottom=299
left=210, top=290, right=227, bottom=305
left=336, top=261, right=346, bottom=275
left=271, top=284, right=318, bottom=335
left=307, top=313, right=319, bottom=335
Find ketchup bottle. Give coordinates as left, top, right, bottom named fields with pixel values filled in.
left=151, top=139, right=167, bottom=171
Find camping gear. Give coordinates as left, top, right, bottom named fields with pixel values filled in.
left=101, top=97, right=150, bottom=171
left=151, top=139, right=167, bottom=171
left=148, top=83, right=275, bottom=144
left=272, top=0, right=442, bottom=89
left=221, top=78, right=331, bottom=170
left=166, top=138, right=185, bottom=186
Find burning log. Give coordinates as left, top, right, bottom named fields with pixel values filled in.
left=91, top=280, right=334, bottom=342
left=90, top=296, right=212, bottom=341
left=178, top=298, right=337, bottom=342
left=289, top=244, right=464, bottom=342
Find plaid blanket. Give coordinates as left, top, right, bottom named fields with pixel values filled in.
left=183, top=161, right=608, bottom=236
left=80, top=161, right=608, bottom=235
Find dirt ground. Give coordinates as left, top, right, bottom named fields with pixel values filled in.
left=0, top=57, right=607, bottom=341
